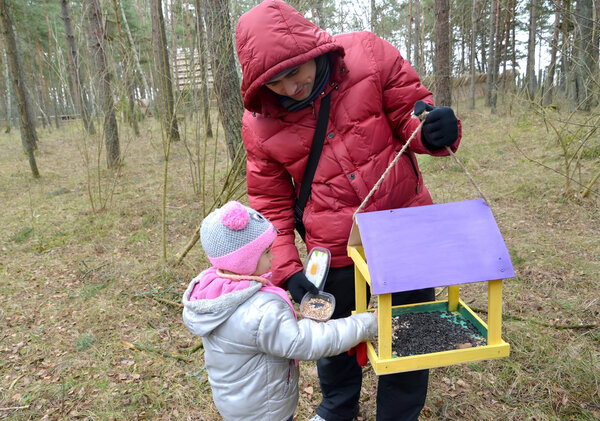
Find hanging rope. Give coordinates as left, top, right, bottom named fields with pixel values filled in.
left=354, top=113, right=427, bottom=216
left=443, top=146, right=489, bottom=204
left=353, top=110, right=488, bottom=220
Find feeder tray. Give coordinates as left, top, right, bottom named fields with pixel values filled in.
left=348, top=199, right=514, bottom=375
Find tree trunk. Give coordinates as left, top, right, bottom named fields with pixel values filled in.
left=112, top=0, right=139, bottom=136
left=149, top=0, right=180, bottom=142
left=313, top=0, right=324, bottom=27
left=1, top=36, right=12, bottom=132
left=525, top=0, right=537, bottom=100
left=42, top=0, right=59, bottom=129
left=469, top=0, right=478, bottom=109
left=486, top=0, right=497, bottom=107
left=414, top=1, right=423, bottom=75
left=370, top=0, right=378, bottom=34
left=502, top=0, right=513, bottom=93
left=480, top=24, right=487, bottom=75
left=120, top=0, right=151, bottom=102
left=594, top=0, right=600, bottom=106
left=543, top=0, right=561, bottom=106
left=511, top=0, right=517, bottom=89
left=574, top=0, right=595, bottom=110
left=195, top=0, right=212, bottom=138
left=0, top=0, right=40, bottom=177
left=202, top=0, right=244, bottom=166
left=35, top=39, right=51, bottom=130
left=85, top=0, right=120, bottom=168
left=558, top=0, right=570, bottom=93
left=34, top=80, right=47, bottom=129
left=407, top=0, right=413, bottom=63
left=434, top=0, right=451, bottom=106
left=50, top=84, right=60, bottom=129
left=489, top=0, right=500, bottom=112
left=459, top=7, right=465, bottom=74
left=60, top=0, right=95, bottom=135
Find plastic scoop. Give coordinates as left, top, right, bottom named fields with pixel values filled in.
left=300, top=247, right=335, bottom=322
left=304, top=247, right=331, bottom=290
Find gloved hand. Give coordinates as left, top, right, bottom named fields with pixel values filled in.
left=413, top=100, right=459, bottom=151
left=286, top=271, right=319, bottom=303
left=348, top=342, right=368, bottom=366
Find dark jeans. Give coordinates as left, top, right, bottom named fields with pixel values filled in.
left=315, top=265, right=434, bottom=421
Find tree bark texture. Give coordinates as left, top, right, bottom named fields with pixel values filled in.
left=0, top=0, right=40, bottom=178
left=195, top=0, right=212, bottom=137
left=486, top=0, right=498, bottom=108
left=370, top=0, right=378, bottom=35
left=35, top=39, right=50, bottom=129
left=407, top=0, right=413, bottom=63
left=42, top=0, right=59, bottom=129
left=0, top=35, right=12, bottom=131
left=112, top=0, right=139, bottom=136
left=60, top=0, right=96, bottom=135
left=85, top=0, right=120, bottom=168
left=511, top=0, right=516, bottom=82
left=526, top=0, right=537, bottom=99
left=202, top=0, right=244, bottom=166
left=543, top=0, right=561, bottom=106
left=501, top=0, right=513, bottom=92
left=469, top=0, right=478, bottom=109
left=149, top=0, right=180, bottom=142
left=313, top=0, right=324, bottom=28
left=490, top=0, right=500, bottom=112
left=434, top=0, right=451, bottom=106
left=559, top=0, right=572, bottom=93
left=414, top=1, right=423, bottom=76
left=120, top=1, right=151, bottom=101
left=574, top=0, right=595, bottom=110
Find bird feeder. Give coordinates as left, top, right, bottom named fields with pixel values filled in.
left=347, top=199, right=514, bottom=375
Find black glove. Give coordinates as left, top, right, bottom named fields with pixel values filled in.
left=413, top=100, right=459, bottom=151
left=286, top=271, right=319, bottom=303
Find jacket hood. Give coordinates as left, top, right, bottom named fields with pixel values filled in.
left=235, top=0, right=344, bottom=114
left=182, top=267, right=262, bottom=337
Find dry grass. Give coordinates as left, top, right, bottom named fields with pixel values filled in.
left=0, top=95, right=599, bottom=421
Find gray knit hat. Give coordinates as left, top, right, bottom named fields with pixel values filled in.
left=200, top=201, right=277, bottom=275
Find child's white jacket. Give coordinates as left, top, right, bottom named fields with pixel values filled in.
left=182, top=267, right=377, bottom=421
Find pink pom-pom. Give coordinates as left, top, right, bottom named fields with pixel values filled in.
left=220, top=201, right=249, bottom=230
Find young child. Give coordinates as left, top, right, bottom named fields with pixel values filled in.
left=182, top=201, right=377, bottom=421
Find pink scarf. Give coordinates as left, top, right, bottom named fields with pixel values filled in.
left=189, top=267, right=296, bottom=319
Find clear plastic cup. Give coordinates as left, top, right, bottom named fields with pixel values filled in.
left=300, top=291, right=336, bottom=322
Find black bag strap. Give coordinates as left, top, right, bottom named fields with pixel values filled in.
left=295, top=92, right=332, bottom=216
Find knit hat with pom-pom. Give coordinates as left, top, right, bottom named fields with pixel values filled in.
left=200, top=201, right=277, bottom=275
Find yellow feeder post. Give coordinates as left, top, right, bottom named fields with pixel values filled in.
left=347, top=199, right=513, bottom=375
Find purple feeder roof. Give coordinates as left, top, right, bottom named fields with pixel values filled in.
left=351, top=199, right=515, bottom=295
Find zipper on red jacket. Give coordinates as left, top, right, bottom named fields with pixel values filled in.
left=406, top=153, right=421, bottom=194
left=311, top=101, right=316, bottom=118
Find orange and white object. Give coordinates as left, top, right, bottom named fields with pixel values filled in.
left=303, top=247, right=331, bottom=290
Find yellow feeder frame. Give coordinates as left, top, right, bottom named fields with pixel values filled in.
left=347, top=199, right=513, bottom=375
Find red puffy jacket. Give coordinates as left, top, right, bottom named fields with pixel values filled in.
left=235, top=0, right=461, bottom=286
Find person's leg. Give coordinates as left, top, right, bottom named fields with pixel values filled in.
left=376, top=287, right=435, bottom=421
left=314, top=265, right=367, bottom=421
left=376, top=369, right=429, bottom=421
left=315, top=352, right=362, bottom=421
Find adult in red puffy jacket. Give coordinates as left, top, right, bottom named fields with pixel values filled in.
left=236, top=2, right=461, bottom=420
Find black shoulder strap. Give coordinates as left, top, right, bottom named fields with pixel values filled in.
left=296, top=92, right=332, bottom=214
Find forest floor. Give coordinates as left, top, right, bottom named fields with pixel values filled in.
left=0, top=95, right=599, bottom=421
